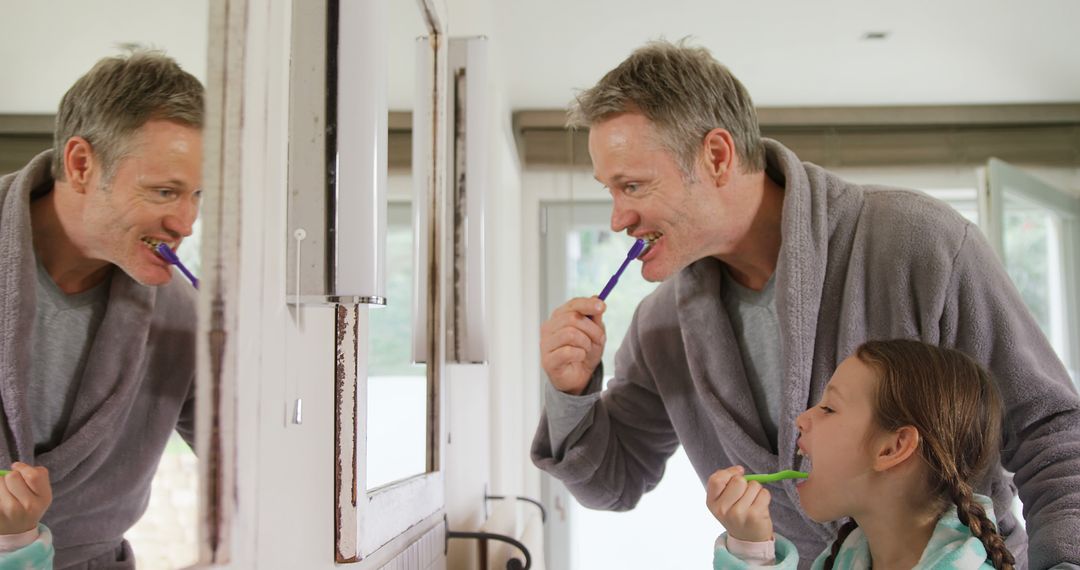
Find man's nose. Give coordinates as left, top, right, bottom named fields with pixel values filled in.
left=163, top=199, right=198, bottom=238
left=610, top=198, right=637, bottom=233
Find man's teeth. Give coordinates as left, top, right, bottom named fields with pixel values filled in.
left=635, top=234, right=658, bottom=259
left=141, top=238, right=164, bottom=249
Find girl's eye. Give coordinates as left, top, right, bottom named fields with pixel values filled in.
left=819, top=406, right=835, bottom=414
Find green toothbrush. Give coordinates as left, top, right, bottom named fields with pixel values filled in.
left=744, top=470, right=808, bottom=483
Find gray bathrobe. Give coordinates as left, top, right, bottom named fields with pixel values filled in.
left=532, top=140, right=1080, bottom=569
left=0, top=151, right=197, bottom=568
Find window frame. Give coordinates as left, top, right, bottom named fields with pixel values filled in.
left=333, top=8, right=451, bottom=568
left=983, top=158, right=1080, bottom=382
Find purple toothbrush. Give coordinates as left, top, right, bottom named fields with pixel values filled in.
left=597, top=239, right=646, bottom=301
left=155, top=243, right=199, bottom=289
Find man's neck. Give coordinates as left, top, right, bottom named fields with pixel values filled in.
left=30, top=184, right=112, bottom=295
left=718, top=172, right=785, bottom=291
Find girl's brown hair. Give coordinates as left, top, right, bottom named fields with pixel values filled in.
left=823, top=339, right=1015, bottom=570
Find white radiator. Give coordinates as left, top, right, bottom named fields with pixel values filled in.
left=379, top=523, right=446, bottom=570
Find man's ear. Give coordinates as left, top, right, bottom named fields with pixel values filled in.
left=63, top=136, right=97, bottom=193
left=701, top=128, right=735, bottom=186
left=873, top=425, right=921, bottom=472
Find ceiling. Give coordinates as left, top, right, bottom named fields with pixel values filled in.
left=3, top=0, right=1078, bottom=115
left=471, top=0, right=1080, bottom=109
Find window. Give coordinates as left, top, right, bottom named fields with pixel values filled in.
left=541, top=202, right=720, bottom=570
left=985, top=159, right=1080, bottom=385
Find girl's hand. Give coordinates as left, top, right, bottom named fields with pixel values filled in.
left=706, top=466, right=773, bottom=542
left=0, top=463, right=52, bottom=535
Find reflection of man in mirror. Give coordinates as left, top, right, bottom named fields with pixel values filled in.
left=533, top=40, right=1080, bottom=569
left=0, top=51, right=203, bottom=568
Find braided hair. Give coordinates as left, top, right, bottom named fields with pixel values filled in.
left=823, top=519, right=859, bottom=570
left=851, top=340, right=1014, bottom=570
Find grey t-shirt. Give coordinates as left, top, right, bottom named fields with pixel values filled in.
left=545, top=268, right=783, bottom=456
left=29, top=259, right=109, bottom=453
left=720, top=268, right=782, bottom=451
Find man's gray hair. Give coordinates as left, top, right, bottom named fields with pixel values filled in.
left=569, top=40, right=765, bottom=177
left=52, top=50, right=205, bottom=183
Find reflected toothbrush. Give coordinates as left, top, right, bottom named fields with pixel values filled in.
left=598, top=239, right=646, bottom=301
left=155, top=243, right=199, bottom=289
left=744, top=470, right=808, bottom=483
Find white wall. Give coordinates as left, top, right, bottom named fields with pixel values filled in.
left=383, top=3, right=533, bottom=566
left=213, top=0, right=344, bottom=567
left=0, top=0, right=209, bottom=113
left=484, top=96, right=528, bottom=499
left=441, top=14, right=531, bottom=567
left=829, top=163, right=1080, bottom=196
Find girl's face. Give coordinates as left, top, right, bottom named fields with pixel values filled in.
left=795, top=356, right=884, bottom=522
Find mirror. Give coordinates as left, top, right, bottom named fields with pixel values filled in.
left=0, top=2, right=209, bottom=569
left=365, top=0, right=431, bottom=491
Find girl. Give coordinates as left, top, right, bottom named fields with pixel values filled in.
left=0, top=462, right=53, bottom=569
left=707, top=340, right=1014, bottom=569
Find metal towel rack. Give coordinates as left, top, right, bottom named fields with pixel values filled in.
left=484, top=493, right=547, bottom=523
left=444, top=492, right=546, bottom=570
left=444, top=514, right=532, bottom=570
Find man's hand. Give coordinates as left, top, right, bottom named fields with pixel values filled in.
left=540, top=297, right=606, bottom=395
left=706, top=466, right=773, bottom=543
left=0, top=463, right=52, bottom=535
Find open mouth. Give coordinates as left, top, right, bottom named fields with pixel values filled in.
left=637, top=232, right=662, bottom=259
left=796, top=442, right=812, bottom=483
left=140, top=237, right=174, bottom=261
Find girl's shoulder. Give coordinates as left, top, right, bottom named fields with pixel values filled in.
left=917, top=495, right=998, bottom=569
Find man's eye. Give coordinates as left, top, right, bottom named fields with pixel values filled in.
left=157, top=189, right=178, bottom=199
left=624, top=183, right=639, bottom=193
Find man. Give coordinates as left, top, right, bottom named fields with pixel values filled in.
left=0, top=51, right=203, bottom=568
left=532, top=41, right=1080, bottom=569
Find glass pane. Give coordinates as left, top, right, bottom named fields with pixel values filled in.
left=1002, top=192, right=1068, bottom=360
left=125, top=434, right=197, bottom=569
left=365, top=0, right=427, bottom=489
left=128, top=134, right=202, bottom=570
left=366, top=203, right=427, bottom=489
left=555, top=220, right=719, bottom=569
left=178, top=216, right=202, bottom=278
left=563, top=228, right=659, bottom=376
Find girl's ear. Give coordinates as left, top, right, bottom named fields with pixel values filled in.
left=873, top=425, right=920, bottom=472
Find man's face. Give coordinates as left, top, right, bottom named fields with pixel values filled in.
left=80, top=119, right=203, bottom=286
left=588, top=112, right=734, bottom=282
